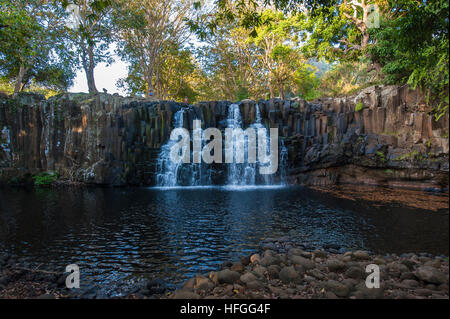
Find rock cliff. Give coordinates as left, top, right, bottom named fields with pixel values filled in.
left=0, top=85, right=448, bottom=189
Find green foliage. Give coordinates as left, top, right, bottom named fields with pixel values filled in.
left=33, top=171, right=58, bottom=186
left=0, top=0, right=76, bottom=93
left=62, top=0, right=114, bottom=93
left=355, top=102, right=363, bottom=112
left=368, top=0, right=449, bottom=120
left=0, top=0, right=447, bottom=112
left=0, top=77, right=60, bottom=98
left=197, top=8, right=319, bottom=101
left=395, top=151, right=425, bottom=162
left=315, top=60, right=380, bottom=97
left=376, top=150, right=386, bottom=163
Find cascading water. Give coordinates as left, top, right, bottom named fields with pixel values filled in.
left=155, top=109, right=185, bottom=187
left=156, top=103, right=288, bottom=187
left=225, top=104, right=256, bottom=186
left=156, top=108, right=212, bottom=187
left=226, top=103, right=286, bottom=186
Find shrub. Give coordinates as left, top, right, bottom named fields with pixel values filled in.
left=33, top=171, right=58, bottom=186
left=355, top=102, right=364, bottom=112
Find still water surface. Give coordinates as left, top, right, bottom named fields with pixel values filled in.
left=0, top=186, right=448, bottom=295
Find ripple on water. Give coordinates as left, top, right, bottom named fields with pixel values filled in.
left=0, top=186, right=448, bottom=295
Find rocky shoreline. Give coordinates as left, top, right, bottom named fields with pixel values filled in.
left=1, top=237, right=448, bottom=299
left=163, top=237, right=449, bottom=299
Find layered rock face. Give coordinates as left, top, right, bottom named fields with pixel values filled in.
left=0, top=85, right=448, bottom=188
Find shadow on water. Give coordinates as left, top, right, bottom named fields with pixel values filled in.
left=0, top=186, right=448, bottom=295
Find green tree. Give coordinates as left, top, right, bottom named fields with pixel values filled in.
left=63, top=0, right=114, bottom=94
left=368, top=0, right=449, bottom=119
left=0, top=0, right=76, bottom=93
left=113, top=0, right=194, bottom=99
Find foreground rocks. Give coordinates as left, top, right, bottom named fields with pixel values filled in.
left=1, top=237, right=448, bottom=299
left=166, top=238, right=449, bottom=299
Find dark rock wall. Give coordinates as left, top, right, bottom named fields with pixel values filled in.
left=0, top=85, right=448, bottom=188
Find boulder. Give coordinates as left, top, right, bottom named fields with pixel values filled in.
left=279, top=266, right=299, bottom=283
left=414, top=266, right=448, bottom=285
left=290, top=255, right=315, bottom=270
left=240, top=272, right=258, bottom=284
left=217, top=269, right=241, bottom=284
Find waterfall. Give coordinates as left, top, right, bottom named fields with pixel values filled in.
left=156, top=108, right=212, bottom=187
left=226, top=103, right=286, bottom=186
left=155, top=103, right=288, bottom=187
left=226, top=104, right=257, bottom=185
left=155, top=109, right=185, bottom=187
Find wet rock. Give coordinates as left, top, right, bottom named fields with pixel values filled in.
left=247, top=280, right=265, bottom=290
left=307, top=269, right=326, bottom=280
left=217, top=269, right=241, bottom=284
left=182, top=278, right=196, bottom=291
left=323, top=280, right=350, bottom=298
left=326, top=259, right=346, bottom=272
left=279, top=266, right=299, bottom=284
left=208, top=272, right=219, bottom=285
left=300, top=251, right=313, bottom=259
left=373, top=257, right=386, bottom=265
left=402, top=279, right=419, bottom=288
left=415, top=288, right=433, bottom=297
left=345, top=266, right=366, bottom=280
left=261, top=243, right=277, bottom=251
left=353, top=250, right=370, bottom=260
left=353, top=283, right=384, bottom=299
left=341, top=278, right=358, bottom=290
left=260, top=255, right=280, bottom=267
left=263, top=250, right=276, bottom=257
left=400, top=272, right=416, bottom=280
left=388, top=262, right=410, bottom=277
left=424, top=260, right=441, bottom=268
left=325, top=291, right=339, bottom=299
left=400, top=259, right=417, bottom=270
left=414, top=266, right=448, bottom=285
left=250, top=254, right=261, bottom=264
left=390, top=289, right=408, bottom=299
left=267, top=265, right=280, bottom=279
left=195, top=277, right=214, bottom=291
left=313, top=250, right=327, bottom=259
left=231, top=262, right=245, bottom=273
left=290, top=255, right=314, bottom=270
left=171, top=290, right=201, bottom=299
left=288, top=248, right=303, bottom=256
left=220, top=261, right=233, bottom=269
left=240, top=272, right=258, bottom=284
left=253, top=266, right=267, bottom=278
left=240, top=256, right=250, bottom=266
left=438, top=284, right=449, bottom=292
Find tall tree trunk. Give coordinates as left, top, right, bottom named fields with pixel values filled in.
left=145, top=73, right=154, bottom=98
left=278, top=82, right=285, bottom=100
left=14, top=65, right=27, bottom=94
left=269, top=77, right=275, bottom=99
left=86, top=44, right=98, bottom=94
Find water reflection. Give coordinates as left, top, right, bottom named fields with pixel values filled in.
left=0, top=186, right=448, bottom=295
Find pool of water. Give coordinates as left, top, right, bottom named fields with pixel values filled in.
left=0, top=186, right=448, bottom=295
